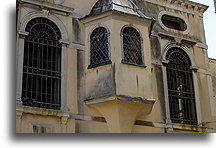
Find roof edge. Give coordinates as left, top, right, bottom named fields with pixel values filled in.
left=84, top=0, right=154, bottom=20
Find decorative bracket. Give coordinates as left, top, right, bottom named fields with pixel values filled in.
left=174, top=38, right=182, bottom=46
left=42, top=9, right=49, bottom=18
left=59, top=39, right=69, bottom=47
left=162, top=60, right=169, bottom=66
left=18, top=31, right=29, bottom=39
left=190, top=66, right=199, bottom=72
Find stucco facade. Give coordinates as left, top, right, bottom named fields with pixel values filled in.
left=208, top=58, right=216, bottom=131
left=16, top=0, right=215, bottom=133
left=209, top=59, right=215, bottom=104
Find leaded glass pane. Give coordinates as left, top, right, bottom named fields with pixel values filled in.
left=123, top=27, right=142, bottom=65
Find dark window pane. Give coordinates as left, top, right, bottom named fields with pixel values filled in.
left=162, top=15, right=187, bottom=31
left=90, top=27, right=110, bottom=66
left=123, top=27, right=142, bottom=65
left=22, top=17, right=61, bottom=110
left=166, top=48, right=197, bottom=125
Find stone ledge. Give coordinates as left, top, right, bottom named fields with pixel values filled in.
left=171, top=123, right=207, bottom=132
left=84, top=94, right=156, bottom=133
left=84, top=94, right=156, bottom=105
left=16, top=105, right=70, bottom=118
left=158, top=31, right=200, bottom=43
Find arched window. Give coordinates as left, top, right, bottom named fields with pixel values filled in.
left=122, top=27, right=142, bottom=65
left=90, top=27, right=110, bottom=67
left=166, top=48, right=197, bottom=125
left=22, top=17, right=62, bottom=110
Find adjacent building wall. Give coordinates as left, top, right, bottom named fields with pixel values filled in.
left=209, top=59, right=215, bottom=104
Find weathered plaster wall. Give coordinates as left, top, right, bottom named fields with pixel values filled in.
left=16, top=0, right=214, bottom=133
left=18, top=112, right=75, bottom=133
left=209, top=59, right=216, bottom=102
left=83, top=18, right=116, bottom=100
left=111, top=17, right=153, bottom=99
left=208, top=59, right=216, bottom=132
left=64, top=0, right=98, bottom=16
left=134, top=0, right=207, bottom=43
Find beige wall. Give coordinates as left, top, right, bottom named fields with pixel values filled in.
left=64, top=0, right=98, bottom=16
left=16, top=0, right=214, bottom=133
left=209, top=59, right=216, bottom=101
left=16, top=107, right=76, bottom=133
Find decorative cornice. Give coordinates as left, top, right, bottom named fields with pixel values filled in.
left=143, top=0, right=208, bottom=16
left=84, top=94, right=156, bottom=105
left=19, top=0, right=74, bottom=15
left=209, top=58, right=216, bottom=63
left=157, top=31, right=200, bottom=43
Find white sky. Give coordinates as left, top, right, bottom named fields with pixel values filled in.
left=190, top=0, right=216, bottom=59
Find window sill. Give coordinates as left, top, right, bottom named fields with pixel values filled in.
left=170, top=122, right=206, bottom=132
left=121, top=60, right=147, bottom=68
left=88, top=60, right=112, bottom=69
left=16, top=105, right=70, bottom=118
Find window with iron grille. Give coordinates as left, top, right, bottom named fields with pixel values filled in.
left=122, top=27, right=143, bottom=65
left=89, top=27, right=110, bottom=67
left=166, top=48, right=197, bottom=125
left=22, top=17, right=62, bottom=110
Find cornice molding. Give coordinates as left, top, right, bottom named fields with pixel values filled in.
left=19, top=0, right=74, bottom=15
left=142, top=0, right=208, bottom=16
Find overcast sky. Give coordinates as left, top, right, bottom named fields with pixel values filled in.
left=190, top=0, right=216, bottom=59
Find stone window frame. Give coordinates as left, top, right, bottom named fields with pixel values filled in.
left=87, top=25, right=111, bottom=69
left=120, top=25, right=146, bottom=67
left=22, top=17, right=62, bottom=110
left=158, top=11, right=190, bottom=35
left=161, top=42, right=202, bottom=131
left=16, top=11, right=69, bottom=111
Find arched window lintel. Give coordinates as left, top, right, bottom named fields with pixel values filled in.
left=162, top=42, right=196, bottom=67
left=88, top=25, right=110, bottom=41
left=120, top=25, right=143, bottom=41
left=20, top=11, right=68, bottom=41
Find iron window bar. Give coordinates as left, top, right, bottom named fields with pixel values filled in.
left=166, top=47, right=197, bottom=125
left=122, top=27, right=142, bottom=65
left=22, top=17, right=62, bottom=110
left=89, top=27, right=110, bottom=67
